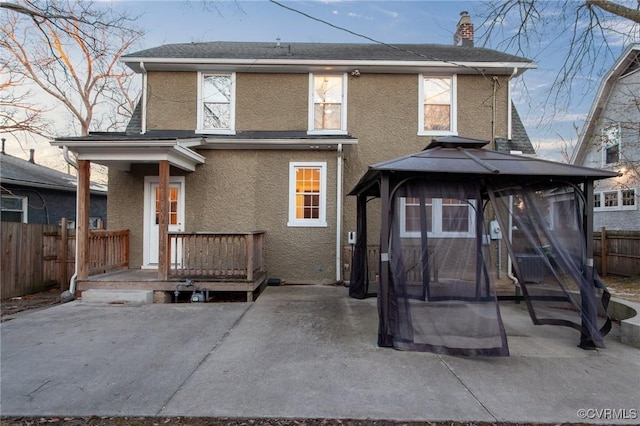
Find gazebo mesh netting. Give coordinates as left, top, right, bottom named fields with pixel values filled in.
left=349, top=137, right=614, bottom=356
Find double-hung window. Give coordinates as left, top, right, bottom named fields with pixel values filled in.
left=602, top=124, right=620, bottom=166
left=400, top=197, right=475, bottom=238
left=197, top=72, right=235, bottom=134
left=308, top=73, right=347, bottom=134
left=419, top=75, right=456, bottom=135
left=594, top=188, right=637, bottom=211
left=288, top=162, right=327, bottom=227
left=1, top=195, right=27, bottom=223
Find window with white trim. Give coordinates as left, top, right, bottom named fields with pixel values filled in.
left=419, top=75, right=456, bottom=135
left=308, top=73, right=347, bottom=134
left=400, top=197, right=475, bottom=238
left=594, top=188, right=637, bottom=211
left=197, top=72, right=235, bottom=134
left=1, top=195, right=27, bottom=223
left=602, top=124, right=620, bottom=165
left=288, top=162, right=327, bottom=227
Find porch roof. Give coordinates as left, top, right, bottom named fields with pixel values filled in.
left=349, top=136, right=619, bottom=196
left=51, top=134, right=206, bottom=172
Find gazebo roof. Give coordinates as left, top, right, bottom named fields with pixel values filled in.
left=349, top=136, right=618, bottom=196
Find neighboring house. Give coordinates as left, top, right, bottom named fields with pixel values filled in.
left=571, top=44, right=640, bottom=231
left=52, top=14, right=538, bottom=290
left=0, top=148, right=107, bottom=227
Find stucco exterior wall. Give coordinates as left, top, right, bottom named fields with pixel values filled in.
left=107, top=167, right=146, bottom=267
left=146, top=72, right=197, bottom=130
left=579, top=70, right=640, bottom=231
left=110, top=69, right=516, bottom=282
left=235, top=73, right=308, bottom=131
left=342, top=72, right=511, bottom=244
left=185, top=149, right=338, bottom=283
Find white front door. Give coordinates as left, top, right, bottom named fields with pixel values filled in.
left=143, top=176, right=185, bottom=267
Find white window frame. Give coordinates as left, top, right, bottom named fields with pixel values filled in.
left=196, top=72, right=236, bottom=135
left=308, top=73, right=348, bottom=135
left=601, top=123, right=620, bottom=166
left=418, top=74, right=457, bottom=136
left=594, top=188, right=637, bottom=211
left=399, top=197, right=475, bottom=238
left=288, top=162, right=327, bottom=227
left=1, top=195, right=28, bottom=223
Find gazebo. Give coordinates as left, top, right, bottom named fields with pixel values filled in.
left=349, top=136, right=616, bottom=356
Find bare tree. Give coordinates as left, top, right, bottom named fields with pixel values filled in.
left=0, top=0, right=143, bottom=137
left=476, top=1, right=639, bottom=109
left=0, top=63, right=50, bottom=137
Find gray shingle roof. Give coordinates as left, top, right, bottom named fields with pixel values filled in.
left=123, top=41, right=533, bottom=64
left=0, top=153, right=106, bottom=193
left=495, top=103, right=536, bottom=155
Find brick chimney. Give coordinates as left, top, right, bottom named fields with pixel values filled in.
left=454, top=11, right=474, bottom=47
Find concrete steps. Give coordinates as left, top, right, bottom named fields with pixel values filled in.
left=81, top=289, right=153, bottom=305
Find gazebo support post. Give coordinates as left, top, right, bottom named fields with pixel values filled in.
left=579, top=179, right=599, bottom=349
left=378, top=174, right=392, bottom=347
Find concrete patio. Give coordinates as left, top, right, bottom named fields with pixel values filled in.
left=1, top=285, right=638, bottom=424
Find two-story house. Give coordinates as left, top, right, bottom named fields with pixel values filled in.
left=571, top=44, right=640, bottom=231
left=52, top=15, right=539, bottom=299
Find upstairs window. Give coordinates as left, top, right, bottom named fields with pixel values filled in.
left=1, top=195, right=27, bottom=223
left=602, top=124, right=620, bottom=165
left=197, top=72, right=235, bottom=134
left=400, top=197, right=475, bottom=238
left=309, top=74, right=347, bottom=134
left=288, top=162, right=327, bottom=227
left=419, top=75, right=456, bottom=135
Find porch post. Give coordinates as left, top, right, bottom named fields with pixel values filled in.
left=158, top=160, right=170, bottom=280
left=77, top=160, right=91, bottom=281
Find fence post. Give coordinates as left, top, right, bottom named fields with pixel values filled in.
left=600, top=226, right=608, bottom=277
left=60, top=218, right=68, bottom=290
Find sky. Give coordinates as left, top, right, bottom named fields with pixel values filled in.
left=3, top=0, right=637, bottom=167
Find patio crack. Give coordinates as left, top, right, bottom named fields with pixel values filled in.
left=155, top=304, right=254, bottom=416
left=437, top=355, right=498, bottom=422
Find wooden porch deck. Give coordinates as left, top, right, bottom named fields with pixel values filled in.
left=79, top=268, right=267, bottom=302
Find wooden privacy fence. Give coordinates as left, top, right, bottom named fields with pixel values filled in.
left=1, top=222, right=59, bottom=299
left=1, top=221, right=130, bottom=299
left=169, top=231, right=265, bottom=280
left=594, top=228, right=640, bottom=277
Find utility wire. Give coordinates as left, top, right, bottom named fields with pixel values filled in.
left=267, top=0, right=484, bottom=74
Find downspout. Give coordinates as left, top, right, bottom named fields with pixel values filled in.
left=506, top=67, right=520, bottom=286
left=507, top=195, right=519, bottom=286
left=61, top=146, right=79, bottom=302
left=140, top=62, right=147, bottom=134
left=507, top=67, right=518, bottom=141
left=335, top=143, right=344, bottom=283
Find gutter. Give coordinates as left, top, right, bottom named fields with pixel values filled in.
left=61, top=146, right=79, bottom=301
left=335, top=143, right=344, bottom=282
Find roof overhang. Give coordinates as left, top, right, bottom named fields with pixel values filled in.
left=201, top=136, right=357, bottom=153
left=122, top=58, right=535, bottom=77
left=51, top=138, right=206, bottom=172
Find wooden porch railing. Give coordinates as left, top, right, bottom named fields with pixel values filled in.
left=168, top=231, right=265, bottom=280
left=88, top=229, right=130, bottom=275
